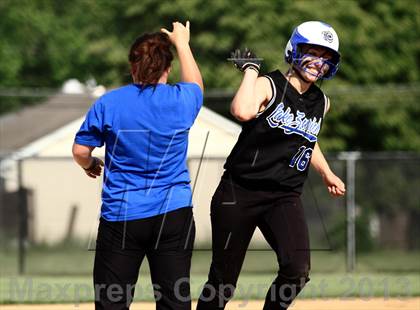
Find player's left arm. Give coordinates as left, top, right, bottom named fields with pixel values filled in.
left=72, top=143, right=104, bottom=178
left=311, top=142, right=346, bottom=197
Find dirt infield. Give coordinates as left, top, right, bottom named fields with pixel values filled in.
left=2, top=298, right=420, bottom=310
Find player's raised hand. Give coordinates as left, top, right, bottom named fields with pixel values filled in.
left=229, top=48, right=263, bottom=73
left=322, top=171, right=346, bottom=197
left=161, top=21, right=190, bottom=48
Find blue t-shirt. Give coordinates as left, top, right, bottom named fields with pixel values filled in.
left=75, top=83, right=203, bottom=221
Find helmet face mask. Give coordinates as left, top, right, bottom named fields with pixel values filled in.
left=293, top=52, right=333, bottom=79
left=284, top=21, right=341, bottom=80
left=293, top=44, right=338, bottom=80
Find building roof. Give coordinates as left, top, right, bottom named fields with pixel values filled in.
left=0, top=93, right=94, bottom=155
left=0, top=91, right=240, bottom=160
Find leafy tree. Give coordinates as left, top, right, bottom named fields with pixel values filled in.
left=1, top=0, right=419, bottom=87
left=0, top=0, right=419, bottom=151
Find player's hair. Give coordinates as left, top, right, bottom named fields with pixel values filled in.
left=129, top=33, right=173, bottom=86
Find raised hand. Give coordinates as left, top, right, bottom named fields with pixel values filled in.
left=229, top=48, right=262, bottom=73
left=161, top=21, right=190, bottom=48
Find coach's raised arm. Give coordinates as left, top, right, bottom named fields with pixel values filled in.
left=161, top=21, right=204, bottom=92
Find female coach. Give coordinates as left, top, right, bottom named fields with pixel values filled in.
left=72, top=21, right=203, bottom=310
left=197, top=21, right=345, bottom=310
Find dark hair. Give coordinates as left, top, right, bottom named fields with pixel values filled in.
left=129, top=33, right=173, bottom=86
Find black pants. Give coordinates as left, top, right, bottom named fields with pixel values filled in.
left=94, top=207, right=195, bottom=310
left=197, top=177, right=310, bottom=310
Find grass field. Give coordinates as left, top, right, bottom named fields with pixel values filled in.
left=1, top=243, right=419, bottom=276
left=1, top=243, right=419, bottom=304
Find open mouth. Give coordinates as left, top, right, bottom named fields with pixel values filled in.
left=301, top=65, right=323, bottom=78
left=297, top=54, right=330, bottom=76
left=304, top=61, right=329, bottom=77
left=293, top=53, right=335, bottom=80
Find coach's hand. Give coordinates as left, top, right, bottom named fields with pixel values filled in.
left=161, top=21, right=190, bottom=48
left=322, top=172, right=346, bottom=197
left=83, top=157, right=104, bottom=179
left=230, top=48, right=262, bottom=73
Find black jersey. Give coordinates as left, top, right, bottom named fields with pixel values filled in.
left=223, top=70, right=329, bottom=193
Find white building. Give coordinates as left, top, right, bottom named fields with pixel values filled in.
left=1, top=90, right=245, bottom=245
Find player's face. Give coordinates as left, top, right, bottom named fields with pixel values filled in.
left=297, top=44, right=333, bottom=82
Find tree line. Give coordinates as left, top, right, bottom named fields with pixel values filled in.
left=1, top=0, right=419, bottom=150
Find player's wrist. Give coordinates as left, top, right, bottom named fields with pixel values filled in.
left=83, top=157, right=97, bottom=171
left=320, top=168, right=333, bottom=179
left=243, top=65, right=260, bottom=74
left=174, top=41, right=190, bottom=50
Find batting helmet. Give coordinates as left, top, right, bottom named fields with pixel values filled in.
left=284, top=21, right=340, bottom=79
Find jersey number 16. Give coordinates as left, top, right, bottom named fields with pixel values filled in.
left=289, top=146, right=313, bottom=171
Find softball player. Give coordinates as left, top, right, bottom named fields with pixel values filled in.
left=197, top=21, right=345, bottom=310
left=73, top=21, right=203, bottom=310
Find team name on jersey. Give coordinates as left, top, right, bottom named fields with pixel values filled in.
left=266, top=102, right=321, bottom=142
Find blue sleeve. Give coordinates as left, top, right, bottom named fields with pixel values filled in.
left=177, top=82, right=203, bottom=124
left=74, top=99, right=105, bottom=147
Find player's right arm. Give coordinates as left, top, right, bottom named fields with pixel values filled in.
left=231, top=73, right=271, bottom=121
left=229, top=49, right=272, bottom=121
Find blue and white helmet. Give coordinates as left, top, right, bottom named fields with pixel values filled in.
left=285, top=21, right=340, bottom=79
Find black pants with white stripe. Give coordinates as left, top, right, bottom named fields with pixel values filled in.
left=197, top=177, right=310, bottom=310
left=93, top=207, right=195, bottom=310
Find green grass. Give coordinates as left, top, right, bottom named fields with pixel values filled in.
left=1, top=244, right=419, bottom=303
left=1, top=245, right=419, bottom=275
left=1, top=273, right=419, bottom=304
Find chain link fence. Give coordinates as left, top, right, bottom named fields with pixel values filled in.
left=1, top=87, right=419, bottom=277
left=0, top=153, right=419, bottom=276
